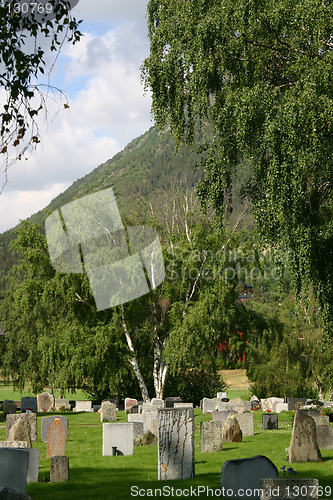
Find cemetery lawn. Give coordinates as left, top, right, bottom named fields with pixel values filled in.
left=0, top=409, right=332, bottom=499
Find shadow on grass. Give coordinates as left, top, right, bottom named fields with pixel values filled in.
left=27, top=466, right=225, bottom=500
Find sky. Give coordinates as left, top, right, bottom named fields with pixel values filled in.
left=0, top=0, right=153, bottom=233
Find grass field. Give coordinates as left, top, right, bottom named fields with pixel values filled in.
left=0, top=408, right=332, bottom=499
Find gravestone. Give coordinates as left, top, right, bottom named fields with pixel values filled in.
left=124, top=398, right=138, bottom=412
left=164, top=397, right=182, bottom=408
left=37, top=392, right=54, bottom=412
left=74, top=401, right=92, bottom=412
left=102, top=423, right=134, bottom=456
left=262, top=414, right=278, bottom=430
left=312, top=415, right=329, bottom=427
left=133, top=421, right=144, bottom=445
left=287, top=397, right=307, bottom=411
left=6, top=414, right=36, bottom=440
left=41, top=416, right=68, bottom=443
left=275, top=402, right=288, bottom=413
left=261, top=478, right=319, bottom=500
left=142, top=430, right=158, bottom=446
left=50, top=456, right=69, bottom=482
left=3, top=400, right=17, bottom=415
left=222, top=415, right=242, bottom=442
left=174, top=402, right=193, bottom=408
left=250, top=395, right=259, bottom=403
left=129, top=405, right=139, bottom=414
left=157, top=407, right=195, bottom=480
left=20, top=397, right=37, bottom=413
left=217, top=392, right=228, bottom=399
left=26, top=448, right=41, bottom=483
left=217, top=401, right=229, bottom=412
left=93, top=405, right=101, bottom=412
left=100, top=401, right=117, bottom=422
left=151, top=398, right=164, bottom=408
left=46, top=418, right=67, bottom=458
left=213, top=411, right=254, bottom=436
left=220, top=455, right=278, bottom=499
left=228, top=398, right=246, bottom=413
left=0, top=448, right=30, bottom=494
left=201, top=421, right=223, bottom=453
left=7, top=418, right=31, bottom=447
left=0, top=441, right=28, bottom=448
left=55, top=399, right=70, bottom=411
left=289, top=411, right=323, bottom=462
left=251, top=401, right=262, bottom=411
left=316, top=425, right=333, bottom=449
left=202, top=397, right=219, bottom=413
left=0, top=486, right=33, bottom=499
left=261, top=397, right=284, bottom=412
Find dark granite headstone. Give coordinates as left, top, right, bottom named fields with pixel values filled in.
left=262, top=414, right=278, bottom=430
left=0, top=448, right=30, bottom=494
left=287, top=397, right=307, bottom=411
left=220, top=455, right=278, bottom=499
left=165, top=397, right=182, bottom=408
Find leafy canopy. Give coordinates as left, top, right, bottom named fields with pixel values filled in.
left=142, top=0, right=333, bottom=333
left=0, top=0, right=82, bottom=189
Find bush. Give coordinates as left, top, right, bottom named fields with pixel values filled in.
left=164, top=367, right=227, bottom=406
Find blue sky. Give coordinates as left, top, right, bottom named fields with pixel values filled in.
left=0, top=0, right=153, bottom=233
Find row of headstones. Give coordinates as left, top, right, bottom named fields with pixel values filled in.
left=102, top=406, right=332, bottom=484
left=201, top=395, right=333, bottom=414
left=0, top=413, right=70, bottom=495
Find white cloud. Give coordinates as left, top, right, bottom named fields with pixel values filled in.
left=0, top=0, right=153, bottom=233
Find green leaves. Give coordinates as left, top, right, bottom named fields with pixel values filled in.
left=143, top=0, right=333, bottom=334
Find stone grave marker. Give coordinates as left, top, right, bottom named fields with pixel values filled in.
left=133, top=422, right=144, bottom=446
left=151, top=398, right=164, bottom=408
left=164, top=397, right=182, bottom=408
left=0, top=441, right=28, bottom=448
left=312, top=415, right=329, bottom=427
left=0, top=486, right=33, bottom=499
left=26, top=448, right=41, bottom=483
left=37, top=392, right=54, bottom=412
left=0, top=448, right=30, bottom=494
left=6, top=414, right=37, bottom=443
left=213, top=411, right=254, bottom=436
left=275, top=402, right=288, bottom=413
left=217, top=392, right=228, bottom=399
left=20, top=397, right=37, bottom=413
left=222, top=415, right=242, bottom=442
left=3, top=400, right=17, bottom=415
left=174, top=402, right=193, bottom=408
left=7, top=418, right=31, bottom=447
left=124, top=398, right=138, bottom=412
left=102, top=422, right=134, bottom=456
left=220, top=455, right=278, bottom=499
left=157, top=407, right=195, bottom=480
left=93, top=404, right=101, bottom=412
left=262, top=414, right=278, bottom=430
left=289, top=411, right=323, bottom=462
left=201, top=421, right=223, bottom=453
left=287, top=397, right=307, bottom=411
left=129, top=405, right=139, bottom=414
left=100, top=401, right=117, bottom=422
left=261, top=478, right=319, bottom=500
left=202, top=397, right=219, bottom=413
left=74, top=400, right=92, bottom=412
left=55, top=399, right=70, bottom=411
left=217, top=401, right=229, bottom=411
left=228, top=398, right=246, bottom=413
left=316, top=425, right=333, bottom=449
left=46, top=418, right=67, bottom=458
left=41, top=416, right=68, bottom=443
left=50, top=456, right=69, bottom=482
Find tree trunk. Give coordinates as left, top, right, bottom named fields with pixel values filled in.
left=329, top=388, right=333, bottom=402
left=121, top=308, right=150, bottom=402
